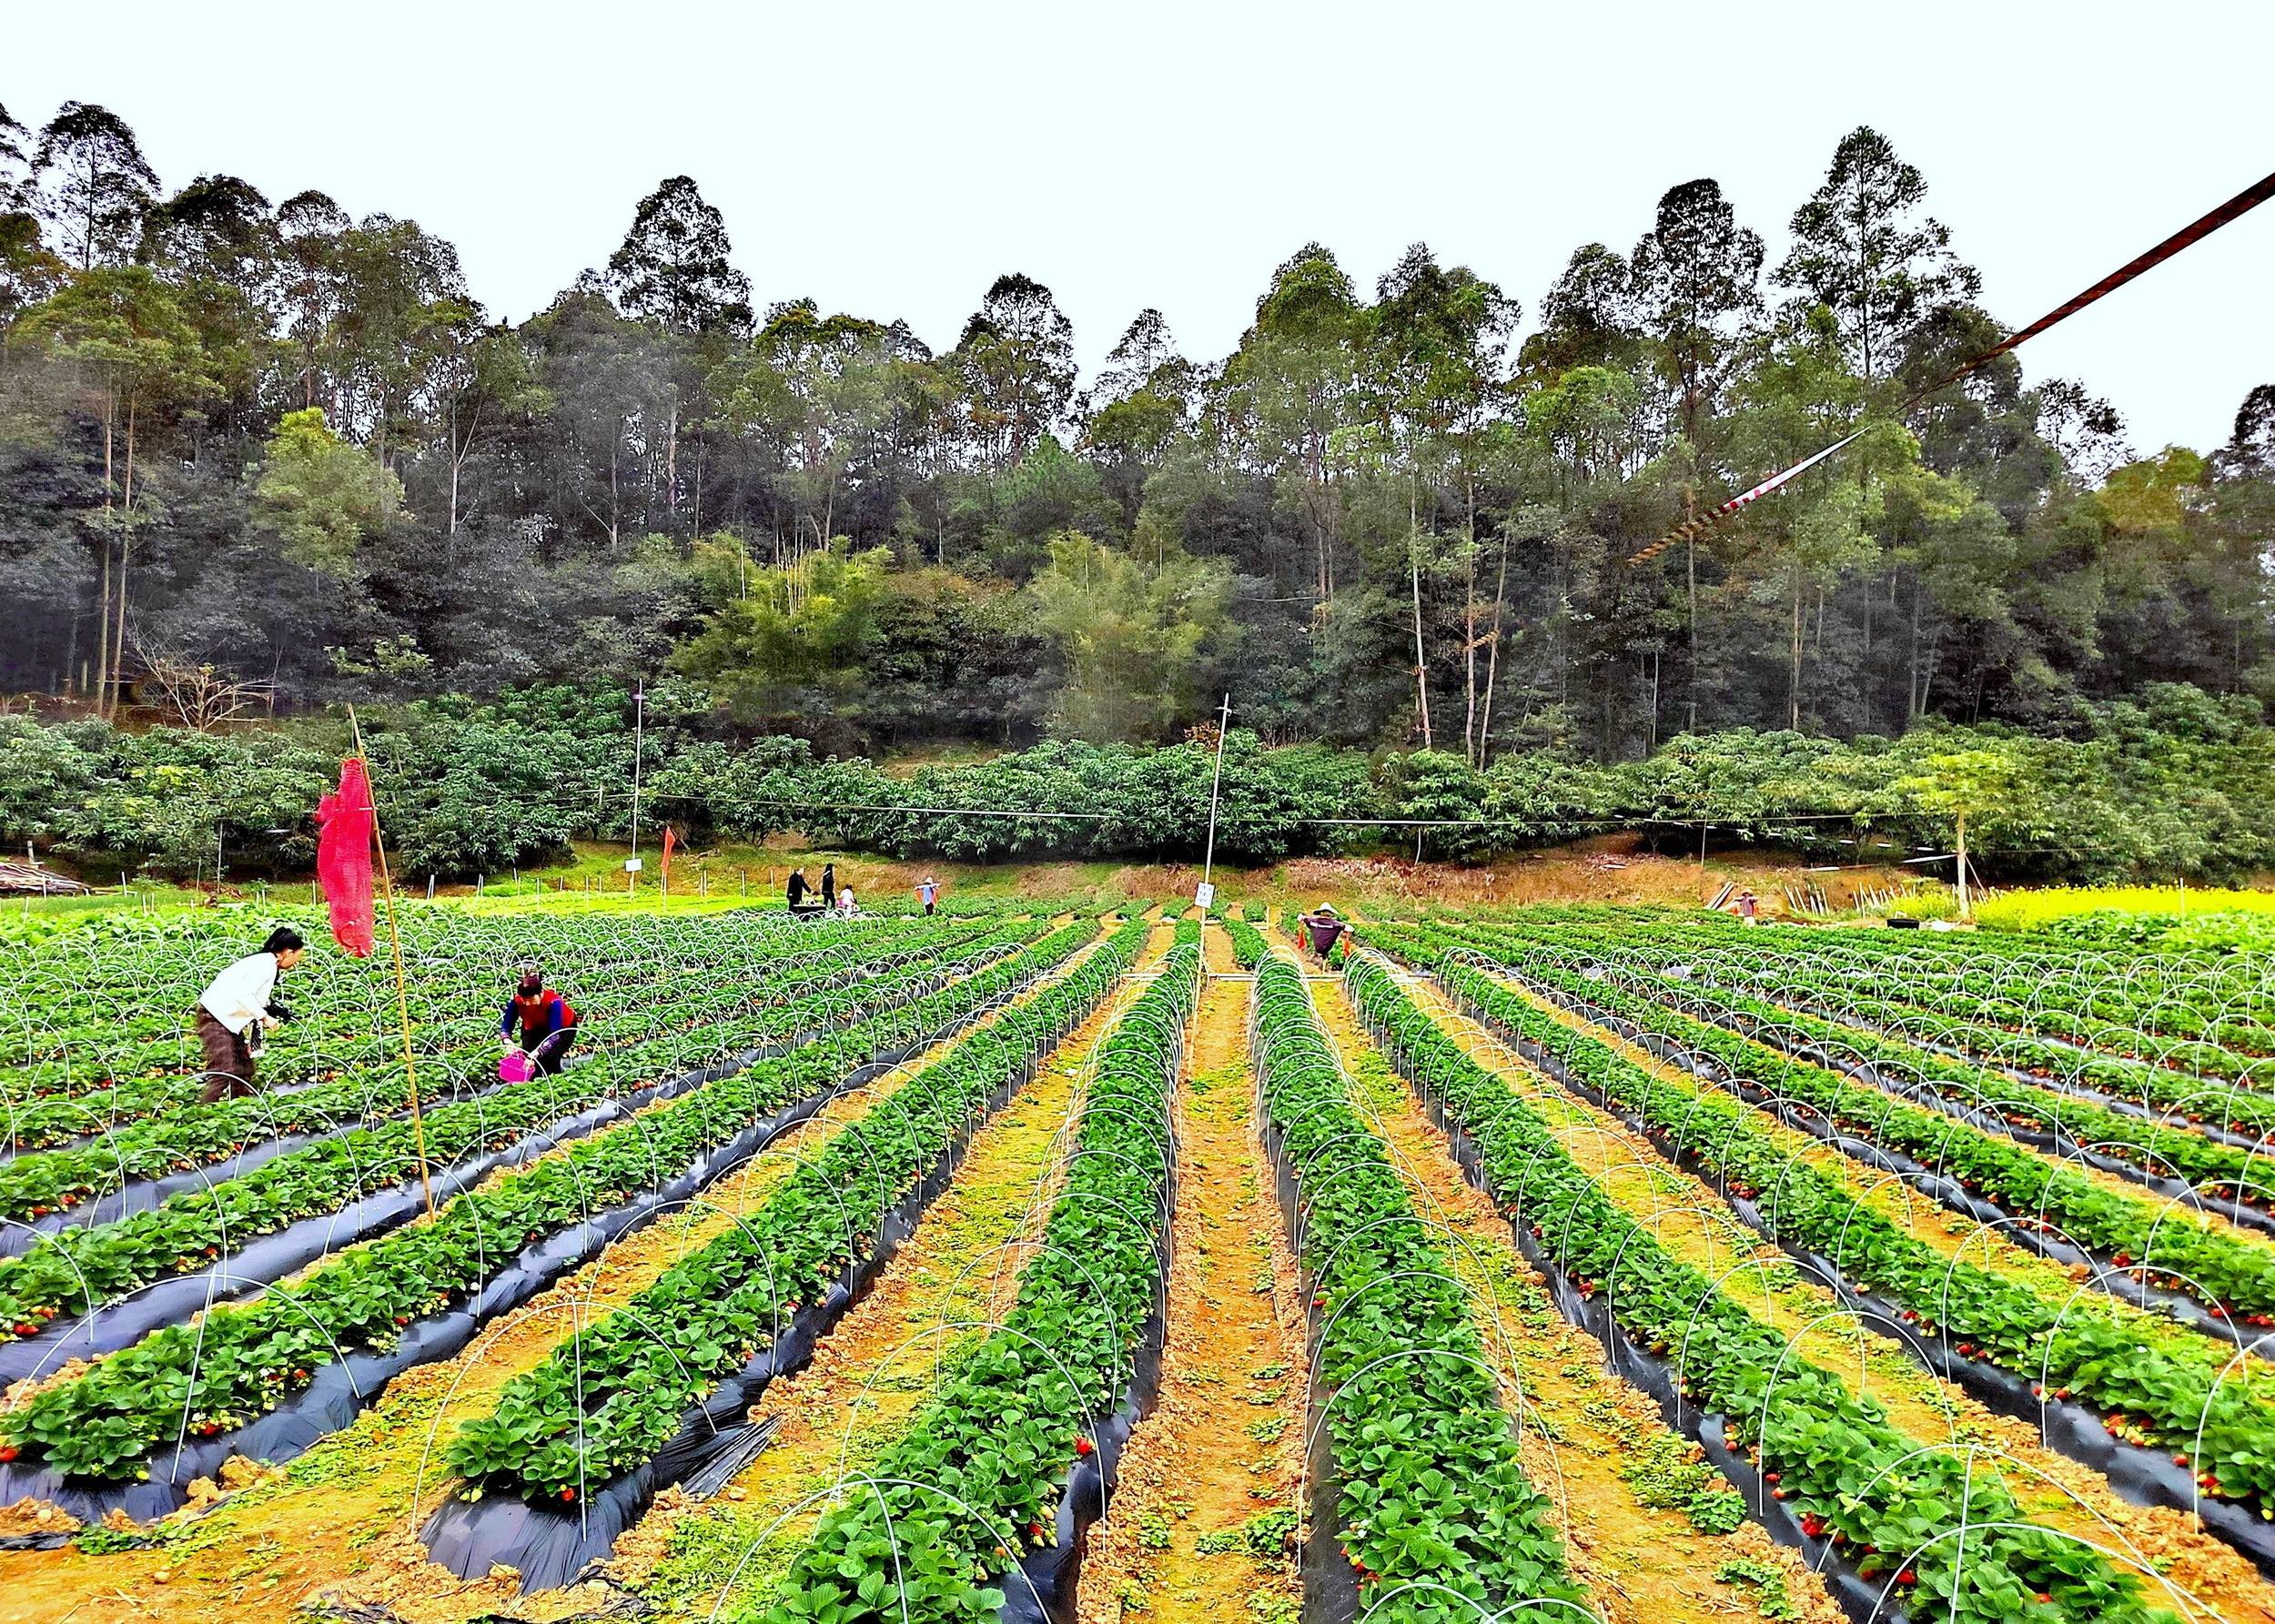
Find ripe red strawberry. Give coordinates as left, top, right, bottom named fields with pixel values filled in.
left=11, top=1324, right=35, bottom=1337
left=1073, top=1437, right=1094, bottom=1457
left=1896, top=1569, right=1917, bottom=1586
left=0, top=1445, right=18, bottom=1463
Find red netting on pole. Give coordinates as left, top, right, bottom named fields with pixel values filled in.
left=318, top=757, right=377, bottom=957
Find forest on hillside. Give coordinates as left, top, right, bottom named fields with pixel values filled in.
left=3, top=97, right=2270, bottom=764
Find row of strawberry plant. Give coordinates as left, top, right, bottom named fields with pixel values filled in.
left=1472, top=921, right=2275, bottom=1191
left=1341, top=951, right=2179, bottom=1624
left=1405, top=922, right=2275, bottom=1331
left=1611, top=927, right=2272, bottom=1136
left=0, top=914, right=945, bottom=1142
left=753, top=925, right=1202, bottom=1624
left=0, top=919, right=1108, bottom=1483
left=0, top=917, right=996, bottom=1195
left=0, top=906, right=874, bottom=1094
left=1497, top=911, right=2275, bottom=1118
left=1371, top=927, right=2275, bottom=1526
left=1623, top=905, right=2275, bottom=1035
left=0, top=923, right=1044, bottom=1341
left=440, top=920, right=1162, bottom=1506
left=1241, top=953, right=1582, bottom=1621
left=1518, top=907, right=2275, bottom=1084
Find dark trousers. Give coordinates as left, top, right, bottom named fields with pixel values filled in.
left=197, top=1010, right=257, bottom=1103
left=523, top=1026, right=577, bottom=1074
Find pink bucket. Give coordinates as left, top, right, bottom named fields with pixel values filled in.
left=499, top=1049, right=537, bottom=1084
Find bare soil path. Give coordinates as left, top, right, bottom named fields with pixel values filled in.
left=1076, top=923, right=1308, bottom=1624
left=1387, top=958, right=2275, bottom=1624
left=1295, top=950, right=1841, bottom=1624
left=0, top=930, right=1125, bottom=1624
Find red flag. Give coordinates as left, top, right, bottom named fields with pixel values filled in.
left=317, top=758, right=376, bottom=956
left=661, top=823, right=675, bottom=884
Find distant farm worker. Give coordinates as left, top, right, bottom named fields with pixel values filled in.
left=836, top=883, right=859, bottom=919
left=916, top=874, right=939, bottom=916
left=1736, top=889, right=1760, bottom=926
left=1299, top=904, right=1347, bottom=961
left=502, top=961, right=580, bottom=1074
left=820, top=862, right=837, bottom=911
left=195, top=927, right=306, bottom=1103
left=786, top=867, right=814, bottom=915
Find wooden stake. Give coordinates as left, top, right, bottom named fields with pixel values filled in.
left=347, top=706, right=436, bottom=1218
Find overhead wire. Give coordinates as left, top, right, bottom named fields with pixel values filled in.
left=1625, top=166, right=2275, bottom=567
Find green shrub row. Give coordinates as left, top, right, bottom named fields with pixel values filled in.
left=1247, top=953, right=1582, bottom=1621
left=445, top=922, right=1158, bottom=1505
left=0, top=923, right=1041, bottom=1339
left=753, top=923, right=1199, bottom=1624
left=0, top=923, right=1000, bottom=1218
left=0, top=921, right=1097, bottom=1480
left=1378, top=925, right=2275, bottom=1521
left=1340, top=952, right=2177, bottom=1624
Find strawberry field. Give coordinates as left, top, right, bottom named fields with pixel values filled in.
left=0, top=898, right=2270, bottom=1624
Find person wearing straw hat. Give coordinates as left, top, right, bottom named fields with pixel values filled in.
left=501, top=960, right=580, bottom=1074
left=1299, top=904, right=1347, bottom=960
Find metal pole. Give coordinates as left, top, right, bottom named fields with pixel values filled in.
left=1198, top=694, right=1231, bottom=901
left=628, top=682, right=647, bottom=898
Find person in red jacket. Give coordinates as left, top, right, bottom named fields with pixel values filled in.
left=502, top=961, right=580, bottom=1074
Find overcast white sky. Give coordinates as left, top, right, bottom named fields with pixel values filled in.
left=11, top=0, right=2272, bottom=454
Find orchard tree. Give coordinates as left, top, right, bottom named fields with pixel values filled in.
left=1893, top=741, right=2032, bottom=917
left=1777, top=126, right=1979, bottom=381
left=34, top=102, right=159, bottom=270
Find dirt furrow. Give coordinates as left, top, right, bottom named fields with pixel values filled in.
left=0, top=932, right=1128, bottom=1624
left=1077, top=923, right=1307, bottom=1624
left=1389, top=962, right=2275, bottom=1624
left=1296, top=953, right=1841, bottom=1624
left=604, top=923, right=1176, bottom=1622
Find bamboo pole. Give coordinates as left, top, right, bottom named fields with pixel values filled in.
left=347, top=706, right=436, bottom=1217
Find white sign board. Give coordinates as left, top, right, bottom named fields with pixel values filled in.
left=1193, top=882, right=1216, bottom=911
left=623, top=858, right=644, bottom=873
